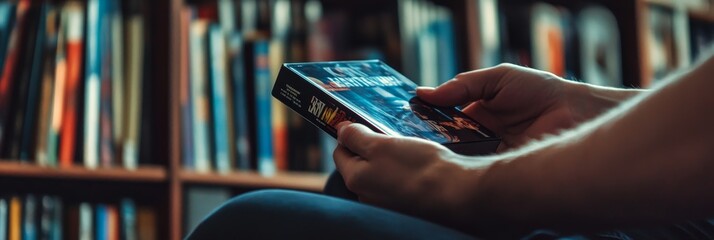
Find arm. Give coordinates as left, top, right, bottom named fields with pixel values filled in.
left=466, top=56, right=714, bottom=232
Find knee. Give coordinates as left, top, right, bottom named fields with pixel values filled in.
left=186, top=190, right=302, bottom=239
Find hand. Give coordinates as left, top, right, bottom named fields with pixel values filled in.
left=333, top=121, right=476, bottom=228
left=418, top=63, right=618, bottom=151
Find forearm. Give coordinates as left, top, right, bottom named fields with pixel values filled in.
left=567, top=81, right=647, bottom=122
left=470, top=56, right=714, bottom=231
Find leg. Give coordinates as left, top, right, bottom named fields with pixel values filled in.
left=185, top=189, right=474, bottom=240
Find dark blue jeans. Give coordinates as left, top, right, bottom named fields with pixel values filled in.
left=186, top=172, right=714, bottom=240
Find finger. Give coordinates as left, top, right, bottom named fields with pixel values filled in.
left=333, top=145, right=369, bottom=192
left=336, top=122, right=389, bottom=158
left=416, top=64, right=516, bottom=107
left=460, top=101, right=507, bottom=135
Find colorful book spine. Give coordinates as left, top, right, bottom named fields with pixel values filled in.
left=107, top=205, right=119, bottom=240
left=228, top=33, right=250, bottom=170
left=84, top=0, right=106, bottom=169
left=0, top=0, right=29, bottom=154
left=47, top=6, right=69, bottom=167
left=123, top=2, right=144, bottom=170
left=189, top=19, right=211, bottom=172
left=180, top=7, right=195, bottom=169
left=59, top=3, right=84, bottom=168
left=9, top=196, right=20, bottom=240
left=22, top=195, right=36, bottom=240
left=96, top=204, right=107, bottom=240
left=111, top=0, right=124, bottom=163
left=79, top=203, right=92, bottom=240
left=100, top=0, right=117, bottom=167
left=18, top=3, right=50, bottom=160
left=35, top=7, right=60, bottom=166
left=120, top=199, right=136, bottom=240
left=0, top=2, right=16, bottom=76
left=0, top=198, right=6, bottom=240
left=208, top=24, right=231, bottom=173
left=253, top=40, right=275, bottom=176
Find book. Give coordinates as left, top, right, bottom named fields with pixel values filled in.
left=0, top=3, right=16, bottom=71
left=46, top=5, right=69, bottom=167
left=22, top=195, right=37, bottom=240
left=227, top=33, right=251, bottom=170
left=111, top=0, right=124, bottom=163
left=123, top=0, right=144, bottom=170
left=188, top=18, right=212, bottom=172
left=18, top=3, right=51, bottom=161
left=95, top=204, right=107, bottom=240
left=78, top=203, right=92, bottom=240
left=9, top=196, right=20, bottom=240
left=273, top=60, right=500, bottom=156
left=59, top=2, right=84, bottom=168
left=6, top=2, right=41, bottom=159
left=531, top=2, right=565, bottom=77
left=35, top=6, right=61, bottom=166
left=0, top=198, right=6, bottom=240
left=207, top=24, right=231, bottom=173
left=135, top=207, right=155, bottom=240
left=179, top=7, right=195, bottom=169
left=0, top=0, right=30, bottom=156
left=249, top=39, right=275, bottom=175
left=83, top=0, right=106, bottom=169
left=120, top=199, right=136, bottom=240
left=577, top=5, right=622, bottom=87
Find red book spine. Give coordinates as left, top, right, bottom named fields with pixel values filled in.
left=60, top=6, right=84, bottom=167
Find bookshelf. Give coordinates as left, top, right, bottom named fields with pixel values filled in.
left=1, top=0, right=712, bottom=239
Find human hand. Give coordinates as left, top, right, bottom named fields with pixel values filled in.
left=333, top=121, right=477, bottom=228
left=418, top=64, right=611, bottom=151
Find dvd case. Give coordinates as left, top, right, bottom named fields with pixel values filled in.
left=272, top=60, right=500, bottom=156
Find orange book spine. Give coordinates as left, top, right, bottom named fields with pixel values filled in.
left=9, top=196, right=21, bottom=240
left=59, top=5, right=84, bottom=167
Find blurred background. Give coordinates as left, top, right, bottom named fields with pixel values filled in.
left=0, top=0, right=712, bottom=239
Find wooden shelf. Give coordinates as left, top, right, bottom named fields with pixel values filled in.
left=179, top=170, right=328, bottom=192
left=0, top=161, right=167, bottom=182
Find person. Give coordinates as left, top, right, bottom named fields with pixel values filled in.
left=186, top=53, right=714, bottom=239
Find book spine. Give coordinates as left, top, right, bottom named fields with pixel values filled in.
left=51, top=197, right=61, bottom=240
left=95, top=204, right=107, bottom=240
left=253, top=40, right=275, bottom=176
left=110, top=0, right=124, bottom=162
left=47, top=6, right=69, bottom=167
left=228, top=33, right=250, bottom=170
left=83, top=0, right=105, bottom=169
left=207, top=24, right=231, bottom=173
left=123, top=4, right=143, bottom=170
left=59, top=3, right=84, bottom=168
left=35, top=7, right=60, bottom=166
left=79, top=203, right=92, bottom=240
left=0, top=3, right=17, bottom=71
left=179, top=7, right=194, bottom=169
left=9, top=196, right=20, bottom=240
left=100, top=0, right=115, bottom=167
left=107, top=205, right=119, bottom=240
left=19, top=3, right=50, bottom=160
left=0, top=0, right=29, bottom=155
left=0, top=198, right=6, bottom=240
left=271, top=66, right=383, bottom=140
left=189, top=20, right=211, bottom=172
left=120, top=199, right=136, bottom=240
left=22, top=195, right=36, bottom=240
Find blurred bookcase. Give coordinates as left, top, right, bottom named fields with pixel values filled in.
left=0, top=0, right=712, bottom=239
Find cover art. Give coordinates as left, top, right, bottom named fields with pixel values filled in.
left=286, top=60, right=496, bottom=144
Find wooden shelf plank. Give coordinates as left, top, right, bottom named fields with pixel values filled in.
left=179, top=170, right=328, bottom=192
left=0, top=161, right=167, bottom=182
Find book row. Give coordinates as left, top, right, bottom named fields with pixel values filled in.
left=0, top=195, right=156, bottom=240
left=477, top=0, right=714, bottom=87
left=0, top=0, right=150, bottom=169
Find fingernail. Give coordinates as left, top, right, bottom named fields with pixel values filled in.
left=336, top=121, right=352, bottom=136
left=416, top=86, right=436, bottom=92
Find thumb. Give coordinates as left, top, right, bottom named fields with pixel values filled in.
left=417, top=64, right=515, bottom=106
